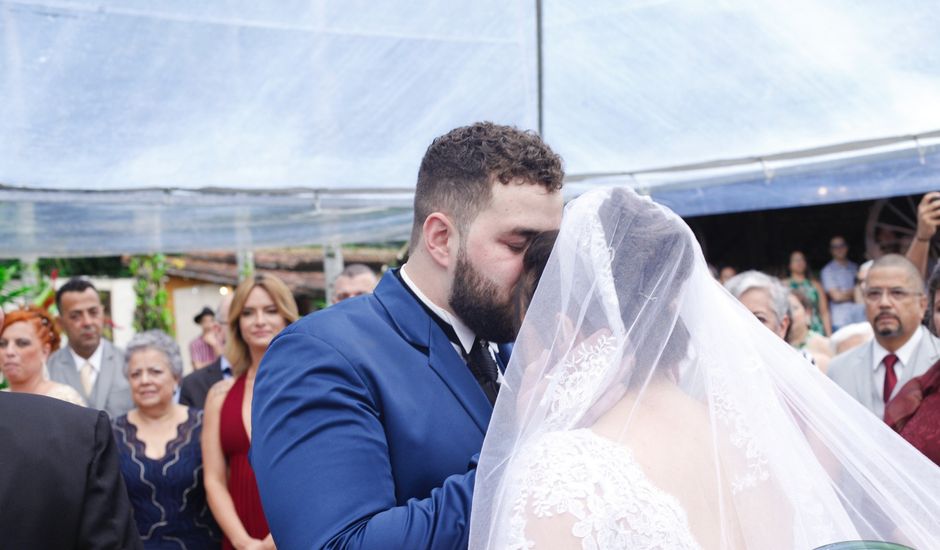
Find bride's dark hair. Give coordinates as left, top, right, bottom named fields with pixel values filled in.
left=599, top=188, right=695, bottom=374
left=513, top=189, right=695, bottom=375
left=512, top=229, right=559, bottom=335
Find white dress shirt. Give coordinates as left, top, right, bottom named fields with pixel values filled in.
left=399, top=265, right=501, bottom=370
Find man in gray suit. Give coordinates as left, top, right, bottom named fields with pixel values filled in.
left=828, top=254, right=940, bottom=418
left=47, top=278, right=133, bottom=418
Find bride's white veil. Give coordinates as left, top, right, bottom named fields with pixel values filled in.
left=469, top=187, right=940, bottom=549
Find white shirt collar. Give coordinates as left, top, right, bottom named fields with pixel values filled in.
left=70, top=341, right=103, bottom=373
left=400, top=264, right=477, bottom=354
left=871, top=325, right=924, bottom=372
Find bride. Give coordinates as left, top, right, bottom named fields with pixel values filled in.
left=469, top=187, right=940, bottom=549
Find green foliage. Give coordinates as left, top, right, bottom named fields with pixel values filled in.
left=129, top=254, right=174, bottom=335
left=0, top=264, right=31, bottom=306
left=0, top=257, right=131, bottom=279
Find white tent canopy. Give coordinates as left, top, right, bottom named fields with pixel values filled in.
left=3, top=0, right=940, bottom=257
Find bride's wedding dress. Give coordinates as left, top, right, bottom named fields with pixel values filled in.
left=469, top=188, right=940, bottom=549
left=502, top=428, right=701, bottom=550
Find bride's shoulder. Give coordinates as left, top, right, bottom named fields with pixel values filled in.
left=512, top=428, right=629, bottom=478
left=520, top=428, right=606, bottom=455
left=503, top=428, right=702, bottom=550
left=44, top=382, right=87, bottom=407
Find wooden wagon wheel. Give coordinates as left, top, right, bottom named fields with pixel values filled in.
left=864, top=195, right=940, bottom=260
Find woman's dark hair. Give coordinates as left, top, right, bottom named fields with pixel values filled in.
left=788, top=250, right=816, bottom=280
left=512, top=189, right=695, bottom=373
left=599, top=188, right=694, bottom=373
left=512, top=230, right=559, bottom=335
left=790, top=288, right=813, bottom=314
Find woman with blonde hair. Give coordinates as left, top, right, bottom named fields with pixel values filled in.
left=1, top=306, right=85, bottom=406
left=202, top=274, right=298, bottom=550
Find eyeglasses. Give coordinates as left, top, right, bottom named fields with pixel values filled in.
left=863, top=287, right=922, bottom=303
left=830, top=243, right=848, bottom=249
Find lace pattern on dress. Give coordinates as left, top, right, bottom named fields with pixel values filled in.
left=503, top=429, right=702, bottom=550
left=543, top=335, right=617, bottom=431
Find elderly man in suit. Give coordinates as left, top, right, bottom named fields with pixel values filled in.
left=1, top=300, right=140, bottom=548
left=47, top=278, right=133, bottom=418
left=251, top=122, right=565, bottom=549
left=829, top=254, right=940, bottom=418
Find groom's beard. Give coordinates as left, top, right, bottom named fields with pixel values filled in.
left=449, top=248, right=517, bottom=344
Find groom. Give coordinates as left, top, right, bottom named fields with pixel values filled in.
left=251, top=122, right=565, bottom=549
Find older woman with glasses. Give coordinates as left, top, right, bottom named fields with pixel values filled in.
left=112, top=330, right=221, bottom=548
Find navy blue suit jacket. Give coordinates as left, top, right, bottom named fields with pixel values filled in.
left=251, top=271, right=507, bottom=549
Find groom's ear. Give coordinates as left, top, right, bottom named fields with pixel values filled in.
left=422, top=212, right=458, bottom=270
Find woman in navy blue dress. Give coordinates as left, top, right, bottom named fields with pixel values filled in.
left=113, top=330, right=221, bottom=549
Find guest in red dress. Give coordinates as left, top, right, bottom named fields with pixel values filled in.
left=885, top=358, right=940, bottom=466
left=202, top=275, right=299, bottom=549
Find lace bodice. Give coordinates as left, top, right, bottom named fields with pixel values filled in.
left=501, top=429, right=702, bottom=550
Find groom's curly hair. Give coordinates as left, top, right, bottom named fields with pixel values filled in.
left=409, top=122, right=565, bottom=252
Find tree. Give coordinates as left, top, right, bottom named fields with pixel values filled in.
left=129, top=254, right=174, bottom=334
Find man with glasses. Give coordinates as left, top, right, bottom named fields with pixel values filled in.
left=828, top=254, right=940, bottom=417
left=821, top=235, right=861, bottom=332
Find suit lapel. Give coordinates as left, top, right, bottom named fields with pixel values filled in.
left=908, top=331, right=940, bottom=383
left=90, top=341, right=117, bottom=409
left=857, top=344, right=875, bottom=413
left=427, top=330, right=493, bottom=434
left=53, top=350, right=86, bottom=401
left=375, top=272, right=493, bottom=434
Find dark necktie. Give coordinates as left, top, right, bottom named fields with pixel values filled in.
left=883, top=353, right=899, bottom=403
left=392, top=269, right=500, bottom=404
left=468, top=338, right=500, bottom=405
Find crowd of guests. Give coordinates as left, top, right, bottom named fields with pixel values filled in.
left=0, top=265, right=377, bottom=549
left=5, top=239, right=940, bottom=547
left=2, top=121, right=939, bottom=548
left=714, top=192, right=940, bottom=468
left=4, top=191, right=940, bottom=549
